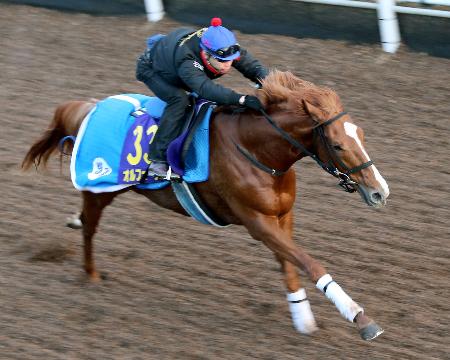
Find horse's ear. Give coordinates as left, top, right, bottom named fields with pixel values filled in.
left=302, top=99, right=325, bottom=125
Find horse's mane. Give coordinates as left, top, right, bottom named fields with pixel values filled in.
left=259, top=70, right=343, bottom=117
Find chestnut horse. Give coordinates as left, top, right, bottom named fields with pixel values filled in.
left=22, top=70, right=389, bottom=340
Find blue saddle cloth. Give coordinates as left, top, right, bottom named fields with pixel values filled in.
left=70, top=94, right=213, bottom=193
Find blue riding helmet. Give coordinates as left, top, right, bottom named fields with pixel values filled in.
left=200, top=18, right=241, bottom=61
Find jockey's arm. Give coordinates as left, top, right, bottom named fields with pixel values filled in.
left=232, top=47, right=269, bottom=86
left=178, top=59, right=242, bottom=105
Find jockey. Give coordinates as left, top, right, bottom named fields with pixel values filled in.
left=136, top=17, right=268, bottom=181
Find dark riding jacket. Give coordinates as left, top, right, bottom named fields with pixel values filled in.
left=137, top=28, right=268, bottom=105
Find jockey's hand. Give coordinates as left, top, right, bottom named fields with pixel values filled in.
left=242, top=95, right=263, bottom=111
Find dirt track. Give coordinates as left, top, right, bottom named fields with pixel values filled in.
left=1, top=4, right=449, bottom=359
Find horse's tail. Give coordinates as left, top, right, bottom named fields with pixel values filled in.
left=22, top=99, right=98, bottom=170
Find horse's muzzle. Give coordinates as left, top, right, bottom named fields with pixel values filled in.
left=356, top=184, right=389, bottom=208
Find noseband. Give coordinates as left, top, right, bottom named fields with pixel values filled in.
left=234, top=109, right=373, bottom=192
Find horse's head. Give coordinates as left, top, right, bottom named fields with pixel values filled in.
left=259, top=70, right=389, bottom=208
left=302, top=99, right=390, bottom=208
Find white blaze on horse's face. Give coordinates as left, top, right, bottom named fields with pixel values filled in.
left=343, top=122, right=390, bottom=206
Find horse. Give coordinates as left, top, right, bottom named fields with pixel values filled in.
left=22, top=70, right=390, bottom=341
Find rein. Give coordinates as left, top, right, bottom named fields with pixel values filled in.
left=235, top=109, right=373, bottom=193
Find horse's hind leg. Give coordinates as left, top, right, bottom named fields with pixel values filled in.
left=276, top=211, right=318, bottom=334
left=80, top=191, right=116, bottom=281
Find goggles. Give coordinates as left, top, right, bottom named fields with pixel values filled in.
left=209, top=44, right=240, bottom=59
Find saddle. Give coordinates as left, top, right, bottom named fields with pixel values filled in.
left=166, top=95, right=213, bottom=178
left=168, top=96, right=230, bottom=227
left=71, top=94, right=214, bottom=191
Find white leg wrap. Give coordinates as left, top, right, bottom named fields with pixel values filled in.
left=316, top=274, right=363, bottom=323
left=286, top=288, right=318, bottom=334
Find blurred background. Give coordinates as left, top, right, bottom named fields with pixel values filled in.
left=2, top=0, right=450, bottom=57
left=0, top=1, right=449, bottom=359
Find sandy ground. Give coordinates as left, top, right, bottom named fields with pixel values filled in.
left=1, top=4, right=449, bottom=359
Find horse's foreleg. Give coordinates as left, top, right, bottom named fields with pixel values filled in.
left=276, top=211, right=318, bottom=334
left=245, top=212, right=382, bottom=340
left=80, top=191, right=116, bottom=281
left=275, top=255, right=318, bottom=334
left=275, top=210, right=317, bottom=335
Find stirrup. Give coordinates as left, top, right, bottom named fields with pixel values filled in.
left=166, top=166, right=182, bottom=182
left=151, top=166, right=181, bottom=182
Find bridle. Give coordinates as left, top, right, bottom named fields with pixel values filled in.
left=310, top=111, right=373, bottom=192
left=234, top=109, right=373, bottom=193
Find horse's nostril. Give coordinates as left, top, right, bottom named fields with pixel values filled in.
left=371, top=192, right=383, bottom=203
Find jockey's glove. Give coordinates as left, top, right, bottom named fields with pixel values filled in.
left=241, top=95, right=263, bottom=111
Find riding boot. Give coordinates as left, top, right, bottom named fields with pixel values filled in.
left=147, top=99, right=187, bottom=181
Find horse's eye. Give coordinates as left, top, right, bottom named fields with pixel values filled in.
left=333, top=144, right=344, bottom=151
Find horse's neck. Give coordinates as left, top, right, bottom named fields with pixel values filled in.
left=241, top=110, right=314, bottom=171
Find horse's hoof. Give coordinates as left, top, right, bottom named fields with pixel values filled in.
left=359, top=321, right=384, bottom=341
left=89, top=272, right=102, bottom=282
left=66, top=213, right=82, bottom=229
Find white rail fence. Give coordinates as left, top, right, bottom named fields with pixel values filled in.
left=143, top=0, right=164, bottom=22
left=143, top=0, right=450, bottom=54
